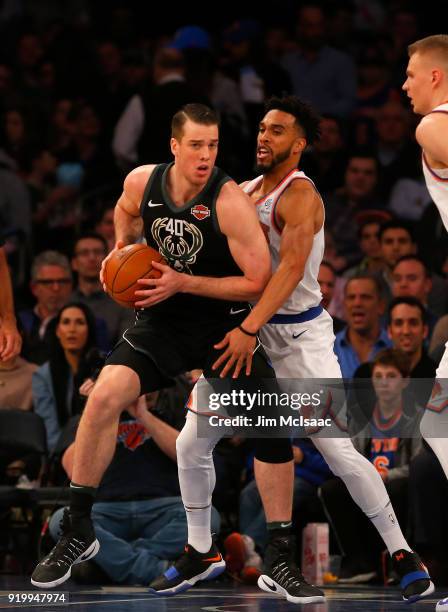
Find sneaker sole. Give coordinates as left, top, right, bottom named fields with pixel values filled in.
left=148, top=560, right=226, bottom=596
left=31, top=539, right=100, bottom=589
left=436, top=597, right=448, bottom=611
left=257, top=574, right=326, bottom=604
left=403, top=580, right=435, bottom=603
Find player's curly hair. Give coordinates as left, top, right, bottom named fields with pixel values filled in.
left=265, top=95, right=322, bottom=145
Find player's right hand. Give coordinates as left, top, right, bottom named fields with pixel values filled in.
left=100, top=240, right=125, bottom=290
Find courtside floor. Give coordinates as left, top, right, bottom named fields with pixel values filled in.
left=0, top=578, right=445, bottom=612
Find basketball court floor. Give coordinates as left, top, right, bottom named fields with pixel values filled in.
left=0, top=577, right=445, bottom=611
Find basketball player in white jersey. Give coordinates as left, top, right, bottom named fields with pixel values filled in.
left=402, top=34, right=448, bottom=612
left=212, top=95, right=434, bottom=603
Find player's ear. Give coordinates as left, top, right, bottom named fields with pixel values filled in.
left=432, top=68, right=443, bottom=86
left=170, top=137, right=178, bottom=157
left=294, top=137, right=307, bottom=155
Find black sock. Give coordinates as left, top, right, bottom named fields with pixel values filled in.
left=267, top=520, right=292, bottom=541
left=70, top=482, right=97, bottom=528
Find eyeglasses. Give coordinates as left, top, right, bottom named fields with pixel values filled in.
left=75, top=248, right=106, bottom=257
left=35, top=279, right=72, bottom=286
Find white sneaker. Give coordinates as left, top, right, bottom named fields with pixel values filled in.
left=436, top=597, right=448, bottom=611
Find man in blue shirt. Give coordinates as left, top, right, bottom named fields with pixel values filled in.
left=334, top=274, right=391, bottom=378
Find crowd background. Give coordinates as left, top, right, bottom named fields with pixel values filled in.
left=1, top=0, right=448, bottom=589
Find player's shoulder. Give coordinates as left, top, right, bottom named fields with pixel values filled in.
left=218, top=178, right=251, bottom=205
left=124, top=164, right=157, bottom=194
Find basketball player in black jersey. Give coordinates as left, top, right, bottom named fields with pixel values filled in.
left=31, top=104, right=323, bottom=603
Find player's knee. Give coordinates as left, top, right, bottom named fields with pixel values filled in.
left=85, top=382, right=124, bottom=419
left=253, top=437, right=293, bottom=463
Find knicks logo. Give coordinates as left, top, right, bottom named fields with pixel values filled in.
left=151, top=217, right=204, bottom=273
left=117, top=421, right=151, bottom=451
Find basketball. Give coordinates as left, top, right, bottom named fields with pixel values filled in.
left=103, top=244, right=165, bottom=308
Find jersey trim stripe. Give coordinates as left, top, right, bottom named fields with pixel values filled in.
left=423, top=152, right=448, bottom=182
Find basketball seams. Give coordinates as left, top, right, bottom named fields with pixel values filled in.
left=108, top=247, right=164, bottom=295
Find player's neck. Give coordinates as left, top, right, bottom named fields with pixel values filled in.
left=427, top=92, right=448, bottom=112
left=261, top=161, right=299, bottom=194
left=168, top=164, right=205, bottom=206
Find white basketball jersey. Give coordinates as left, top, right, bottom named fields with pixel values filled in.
left=422, top=103, right=448, bottom=232
left=243, top=169, right=323, bottom=314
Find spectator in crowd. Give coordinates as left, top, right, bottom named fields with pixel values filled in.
left=0, top=353, right=37, bottom=410
left=317, top=261, right=345, bottom=333
left=344, top=214, right=391, bottom=278
left=354, top=297, right=437, bottom=411
left=374, top=101, right=420, bottom=199
left=32, top=302, right=98, bottom=453
left=224, top=439, right=331, bottom=584
left=334, top=274, right=391, bottom=379
left=281, top=3, right=356, bottom=117
left=301, top=114, right=347, bottom=193
left=113, top=47, right=204, bottom=171
left=325, top=152, right=384, bottom=269
left=18, top=251, right=72, bottom=364
left=320, top=348, right=422, bottom=583
left=355, top=45, right=398, bottom=118
left=391, top=256, right=439, bottom=341
left=379, top=219, right=416, bottom=292
left=48, top=378, right=220, bottom=586
left=94, top=205, right=116, bottom=253
left=70, top=232, right=133, bottom=347
left=0, top=144, right=32, bottom=239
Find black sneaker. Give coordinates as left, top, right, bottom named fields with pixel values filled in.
left=148, top=543, right=226, bottom=596
left=392, top=549, right=435, bottom=603
left=31, top=510, right=100, bottom=589
left=257, top=536, right=325, bottom=604
left=338, top=557, right=378, bottom=584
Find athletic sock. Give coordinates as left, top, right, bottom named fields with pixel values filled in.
left=69, top=481, right=97, bottom=530
left=368, top=501, right=411, bottom=555
left=185, top=503, right=212, bottom=553
left=267, top=520, right=292, bottom=542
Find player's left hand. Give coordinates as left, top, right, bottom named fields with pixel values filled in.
left=134, top=260, right=185, bottom=307
left=212, top=327, right=256, bottom=378
left=0, top=318, right=22, bottom=361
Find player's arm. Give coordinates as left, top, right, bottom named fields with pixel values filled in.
left=213, top=180, right=322, bottom=377
left=239, top=180, right=321, bottom=332
left=0, top=247, right=22, bottom=361
left=416, top=113, right=448, bottom=166
left=100, top=165, right=154, bottom=286
left=135, top=181, right=271, bottom=306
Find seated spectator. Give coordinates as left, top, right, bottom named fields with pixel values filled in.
left=71, top=232, right=133, bottom=348
left=391, top=256, right=439, bottom=342
left=317, top=261, right=345, bottom=333
left=378, top=219, right=416, bottom=294
left=224, top=438, right=331, bottom=584
left=344, top=214, right=391, bottom=278
left=48, top=378, right=220, bottom=586
left=354, top=296, right=437, bottom=413
left=32, top=302, right=98, bottom=453
left=301, top=114, right=347, bottom=193
left=334, top=274, right=391, bottom=379
left=320, top=348, right=422, bottom=583
left=429, top=314, right=448, bottom=363
left=94, top=205, right=115, bottom=252
left=0, top=353, right=37, bottom=410
left=325, top=152, right=384, bottom=269
left=18, top=251, right=73, bottom=364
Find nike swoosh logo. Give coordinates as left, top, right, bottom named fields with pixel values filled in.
left=230, top=308, right=246, bottom=315
left=292, top=330, right=307, bottom=339
left=262, top=578, right=277, bottom=592
left=147, top=200, right=163, bottom=207
left=203, top=553, right=222, bottom=563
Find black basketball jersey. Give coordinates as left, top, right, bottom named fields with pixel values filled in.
left=139, top=162, right=246, bottom=318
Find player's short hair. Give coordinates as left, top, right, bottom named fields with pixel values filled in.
left=31, top=250, right=72, bottom=281
left=392, top=254, right=430, bottom=277
left=171, top=103, right=219, bottom=140
left=387, top=295, right=427, bottom=325
left=378, top=219, right=415, bottom=243
left=372, top=348, right=411, bottom=378
left=265, top=95, right=321, bottom=145
left=344, top=273, right=384, bottom=298
left=408, top=34, right=448, bottom=60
